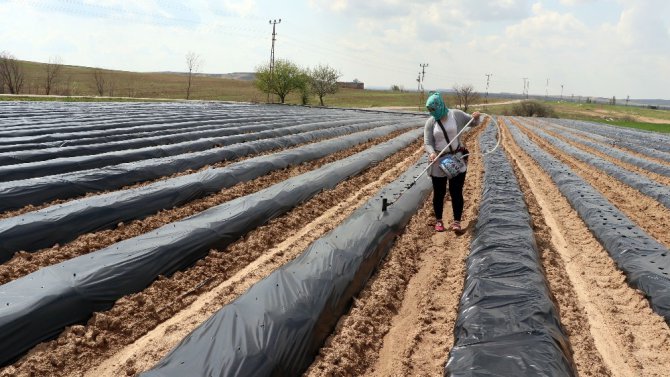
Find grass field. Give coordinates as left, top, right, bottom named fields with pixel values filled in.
left=3, top=59, right=669, bottom=132
left=475, top=100, right=670, bottom=133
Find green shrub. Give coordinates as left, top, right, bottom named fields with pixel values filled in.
left=510, top=100, right=557, bottom=117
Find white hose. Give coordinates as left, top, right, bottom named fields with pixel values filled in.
left=381, top=113, right=502, bottom=211
left=461, top=113, right=502, bottom=159
left=412, top=113, right=501, bottom=185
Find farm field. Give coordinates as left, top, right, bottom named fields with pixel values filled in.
left=0, top=101, right=669, bottom=376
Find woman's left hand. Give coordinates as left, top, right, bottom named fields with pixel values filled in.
left=472, top=111, right=481, bottom=120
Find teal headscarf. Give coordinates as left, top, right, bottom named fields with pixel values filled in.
left=426, top=92, right=448, bottom=120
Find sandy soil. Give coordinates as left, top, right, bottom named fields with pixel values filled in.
left=0, top=127, right=411, bottom=220
left=0, top=138, right=422, bottom=377
left=503, top=118, right=670, bottom=376
left=527, top=118, right=670, bottom=187
left=0, top=129, right=409, bottom=286
left=305, top=123, right=486, bottom=377
left=512, top=118, right=670, bottom=249
left=4, top=114, right=670, bottom=377
left=503, top=125, right=611, bottom=376
left=535, top=119, right=670, bottom=168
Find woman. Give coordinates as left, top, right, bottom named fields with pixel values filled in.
left=424, top=92, right=480, bottom=232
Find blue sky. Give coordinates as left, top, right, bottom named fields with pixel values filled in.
left=2, top=0, right=669, bottom=99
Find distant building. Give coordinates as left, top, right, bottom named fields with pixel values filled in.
left=337, top=81, right=364, bottom=90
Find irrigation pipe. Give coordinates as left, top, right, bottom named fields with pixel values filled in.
left=381, top=113, right=501, bottom=211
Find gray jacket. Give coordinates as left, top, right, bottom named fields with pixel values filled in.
left=423, top=109, right=479, bottom=177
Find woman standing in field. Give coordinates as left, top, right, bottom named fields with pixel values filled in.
left=424, top=92, right=480, bottom=232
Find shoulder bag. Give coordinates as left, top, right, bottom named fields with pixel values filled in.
left=435, top=119, right=468, bottom=179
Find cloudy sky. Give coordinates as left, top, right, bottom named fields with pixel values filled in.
left=2, top=0, right=669, bottom=99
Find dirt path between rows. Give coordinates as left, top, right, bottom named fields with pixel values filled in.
left=535, top=119, right=670, bottom=168
left=0, top=126, right=411, bottom=220
left=512, top=119, right=670, bottom=249
left=305, top=123, right=486, bottom=377
left=503, top=119, right=670, bottom=376
left=0, top=138, right=422, bottom=377
left=527, top=119, right=670, bottom=187
left=0, top=129, right=410, bottom=286
left=85, top=147, right=424, bottom=377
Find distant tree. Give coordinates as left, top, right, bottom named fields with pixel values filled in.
left=44, top=56, right=63, bottom=95
left=453, top=84, right=480, bottom=113
left=255, top=59, right=305, bottom=104
left=0, top=51, right=25, bottom=94
left=185, top=51, right=202, bottom=100
left=298, top=71, right=311, bottom=105
left=93, top=69, right=106, bottom=96
left=308, top=64, right=340, bottom=106
left=107, top=73, right=117, bottom=97
left=391, top=84, right=403, bottom=92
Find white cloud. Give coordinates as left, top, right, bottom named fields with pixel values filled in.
left=505, top=3, right=589, bottom=49
left=223, top=0, right=257, bottom=17
left=1, top=0, right=668, bottom=99
left=560, top=0, right=598, bottom=5
left=613, top=0, right=670, bottom=51
left=462, top=0, right=533, bottom=20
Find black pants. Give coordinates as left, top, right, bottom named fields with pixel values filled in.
left=432, top=172, right=466, bottom=222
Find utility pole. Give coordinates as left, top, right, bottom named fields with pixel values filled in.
left=626, top=95, right=630, bottom=106
left=545, top=78, right=549, bottom=101
left=420, top=63, right=428, bottom=104
left=268, top=18, right=281, bottom=103
left=560, top=84, right=564, bottom=101
left=419, top=63, right=428, bottom=110
left=522, top=78, right=528, bottom=99
left=420, top=63, right=429, bottom=83
left=485, top=73, right=492, bottom=103
left=417, top=72, right=422, bottom=110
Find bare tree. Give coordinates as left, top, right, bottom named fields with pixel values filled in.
left=185, top=52, right=202, bottom=100
left=0, top=51, right=25, bottom=94
left=107, top=73, right=117, bottom=97
left=453, top=84, right=481, bottom=113
left=309, top=64, right=341, bottom=106
left=44, top=56, right=63, bottom=95
left=93, top=69, right=106, bottom=96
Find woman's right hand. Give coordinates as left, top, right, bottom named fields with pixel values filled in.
left=429, top=152, right=437, bottom=162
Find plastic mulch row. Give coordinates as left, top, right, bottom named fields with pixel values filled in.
left=551, top=118, right=670, bottom=153
left=0, top=128, right=421, bottom=366
left=141, top=156, right=432, bottom=377
left=535, top=118, right=670, bottom=163
left=0, top=112, right=314, bottom=148
left=0, top=114, right=330, bottom=157
left=506, top=119, right=670, bottom=322
left=524, top=118, right=670, bottom=177
left=445, top=121, right=576, bottom=377
left=0, top=119, right=420, bottom=211
left=0, top=126, right=422, bottom=258
left=0, top=117, right=403, bottom=182
left=514, top=118, right=670, bottom=207
left=0, top=103, right=271, bottom=136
